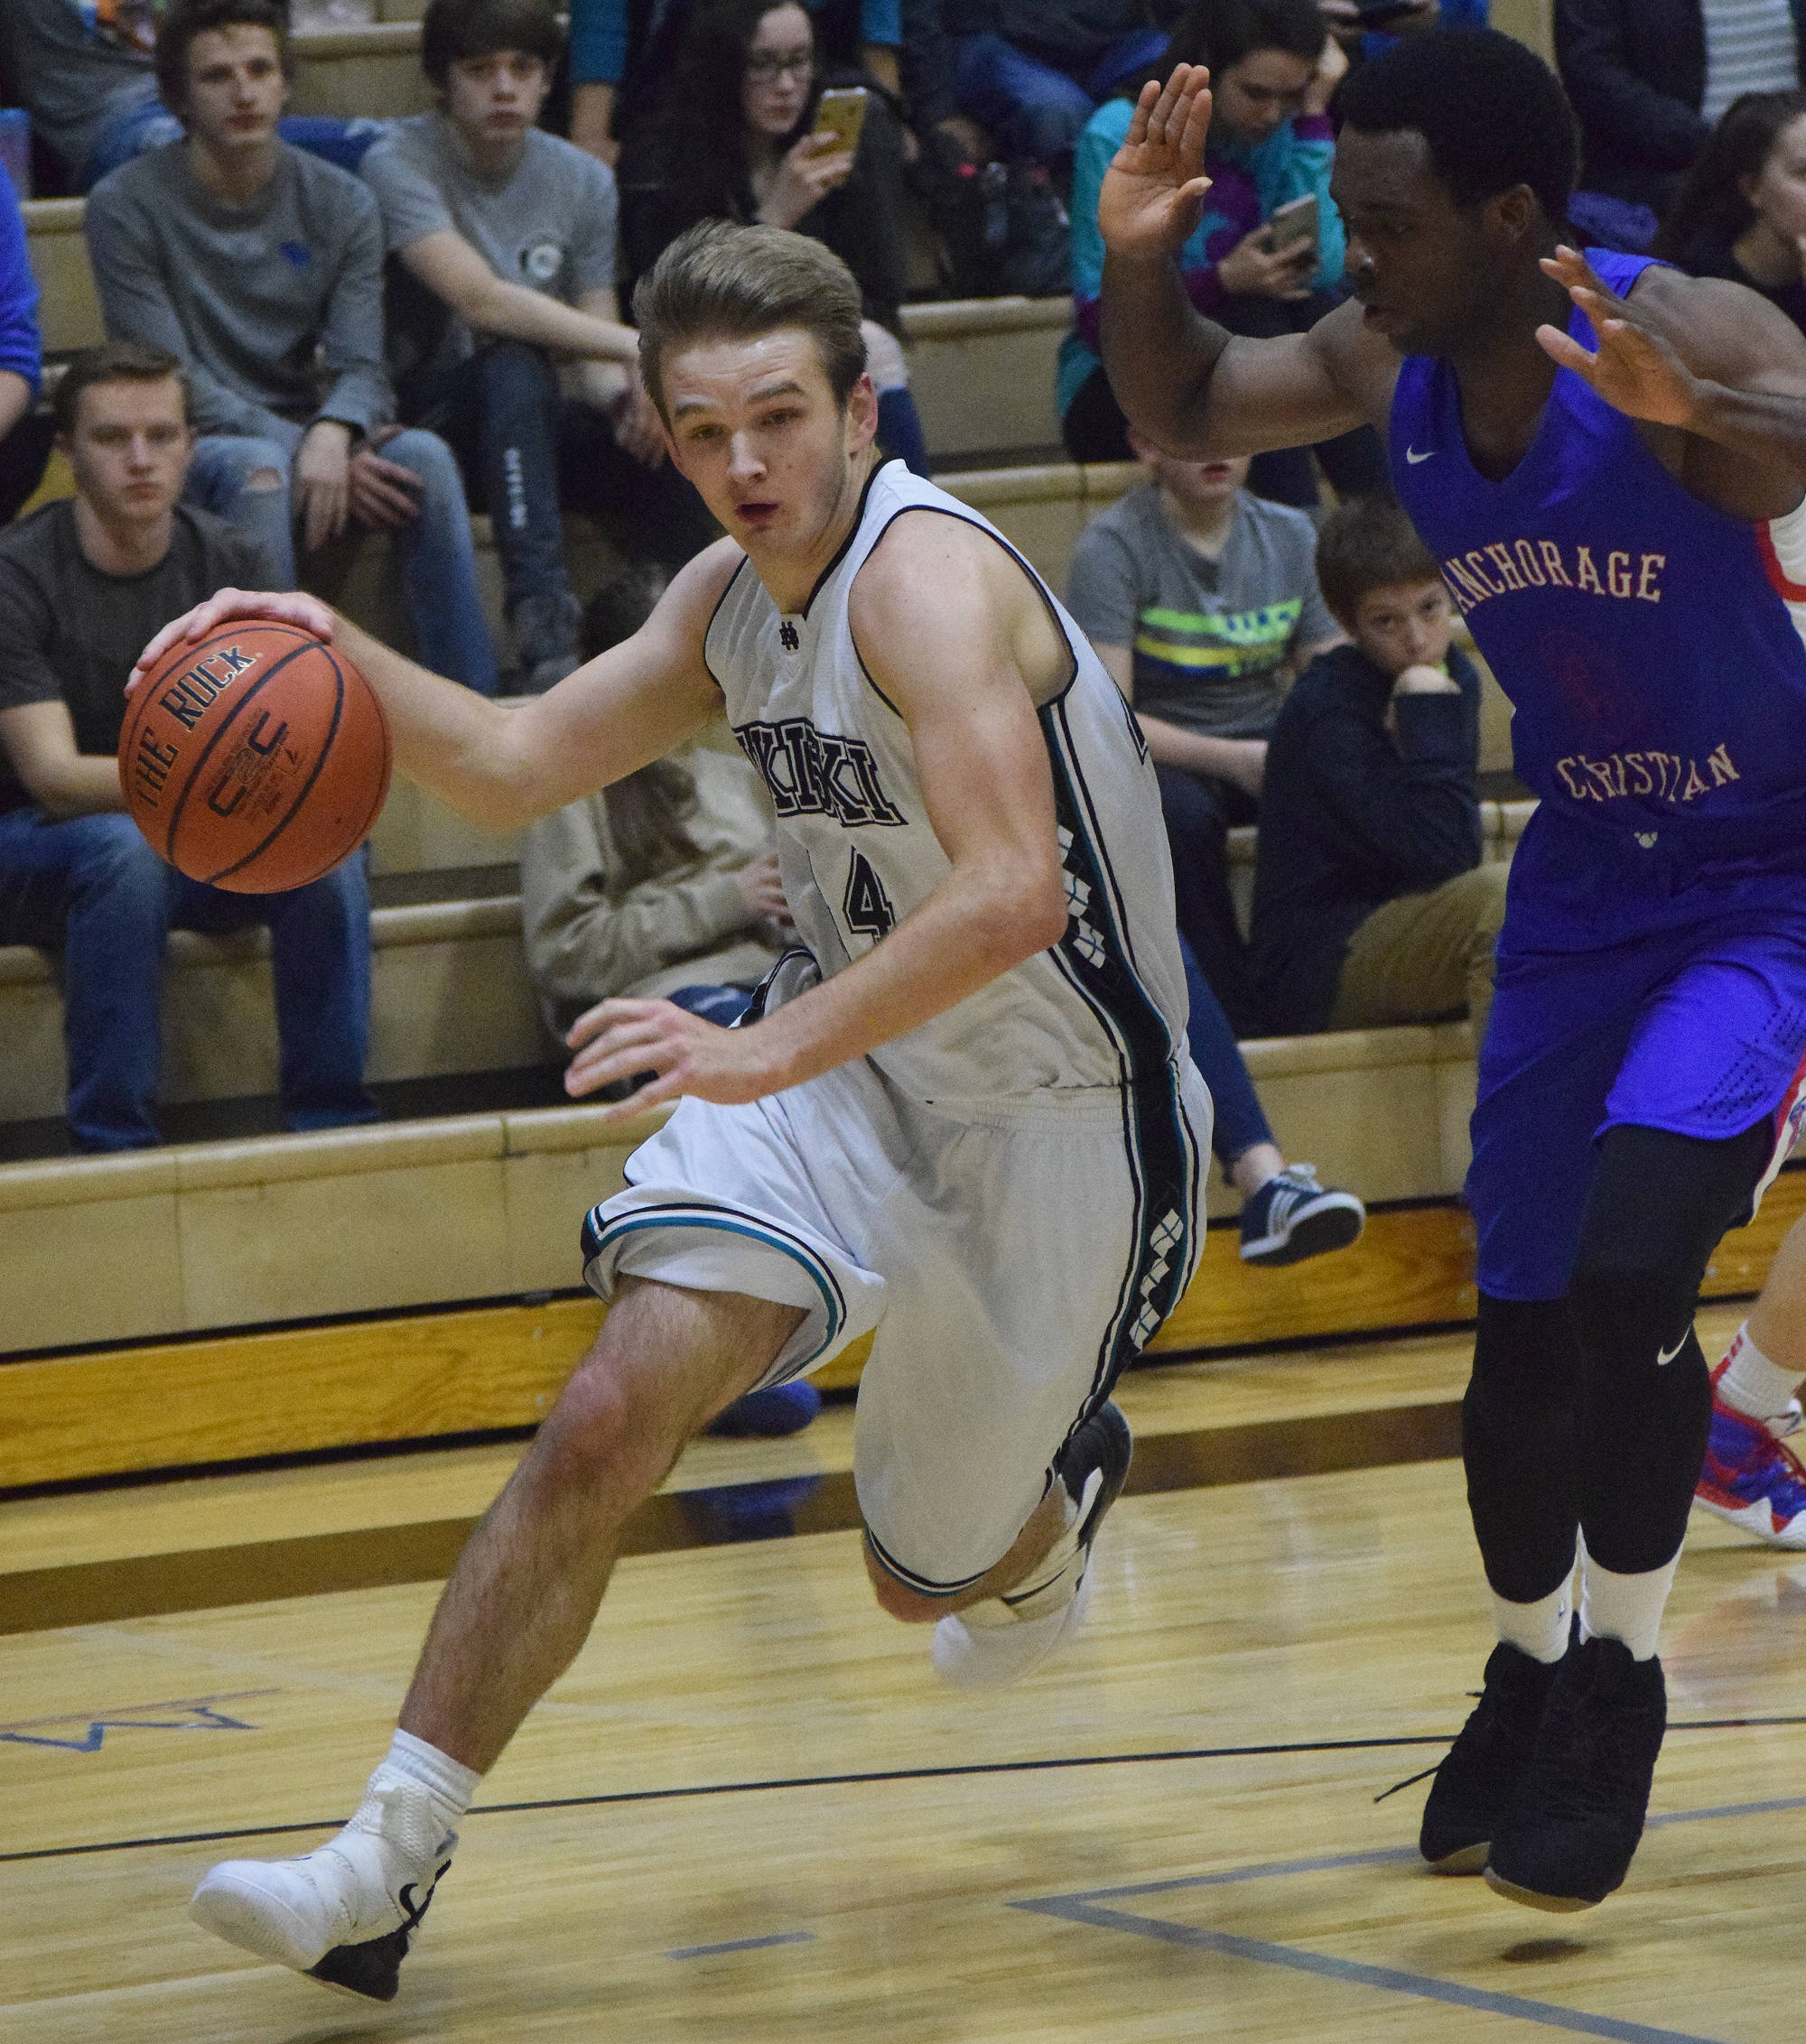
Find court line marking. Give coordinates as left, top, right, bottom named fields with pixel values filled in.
left=4, top=1733, right=1801, bottom=1868
left=1010, top=1796, right=1806, bottom=2044
left=666, top=1930, right=815, bottom=1961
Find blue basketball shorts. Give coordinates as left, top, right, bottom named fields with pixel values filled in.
left=1470, top=873, right=1806, bottom=1301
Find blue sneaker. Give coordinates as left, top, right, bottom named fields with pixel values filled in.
left=1694, top=1356, right=1806, bottom=1548
left=1238, top=1166, right=1365, bottom=1267
left=706, top=1380, right=823, bottom=1437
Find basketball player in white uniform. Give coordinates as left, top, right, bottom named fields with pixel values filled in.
left=141, top=222, right=1211, bottom=2002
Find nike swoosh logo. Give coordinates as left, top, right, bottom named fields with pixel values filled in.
left=1656, top=1334, right=1690, bottom=1366
left=1405, top=446, right=1436, bottom=465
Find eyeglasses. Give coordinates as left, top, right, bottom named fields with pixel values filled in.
left=745, top=51, right=815, bottom=82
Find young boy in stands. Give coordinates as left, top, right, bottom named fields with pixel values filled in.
left=1066, top=426, right=1343, bottom=1036
left=83, top=0, right=500, bottom=693
left=1252, top=497, right=1508, bottom=1042
left=0, top=342, right=375, bottom=1150
left=360, top=0, right=718, bottom=690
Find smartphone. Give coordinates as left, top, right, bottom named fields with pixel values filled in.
left=814, top=86, right=870, bottom=158
left=1264, top=192, right=1319, bottom=265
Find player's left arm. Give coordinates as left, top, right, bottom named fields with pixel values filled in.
left=561, top=513, right=1072, bottom=1113
left=1537, top=246, right=1806, bottom=519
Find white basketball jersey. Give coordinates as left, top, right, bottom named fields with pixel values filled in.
left=705, top=460, right=1190, bottom=1110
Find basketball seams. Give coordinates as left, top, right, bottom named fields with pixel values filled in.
left=200, top=646, right=349, bottom=888
left=123, top=623, right=315, bottom=860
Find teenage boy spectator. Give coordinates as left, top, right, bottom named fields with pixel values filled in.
left=900, top=0, right=1178, bottom=181
left=85, top=0, right=500, bottom=693
left=1, top=0, right=379, bottom=194
left=0, top=342, right=376, bottom=1151
left=1066, top=430, right=1341, bottom=1037
left=1252, top=497, right=1508, bottom=1044
left=361, top=0, right=717, bottom=690
left=568, top=0, right=904, bottom=166
left=0, top=164, right=52, bottom=525
left=1556, top=0, right=1803, bottom=215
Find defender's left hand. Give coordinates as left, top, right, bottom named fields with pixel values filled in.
left=564, top=998, right=778, bottom=1119
left=1536, top=246, right=1702, bottom=429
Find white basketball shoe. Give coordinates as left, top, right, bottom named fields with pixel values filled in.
left=190, top=1768, right=454, bottom=2002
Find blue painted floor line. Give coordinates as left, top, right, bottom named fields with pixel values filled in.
left=666, top=1930, right=816, bottom=1961
left=1010, top=1788, right=1806, bottom=2044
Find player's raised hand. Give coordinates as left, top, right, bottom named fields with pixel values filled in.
left=1097, top=64, right=1214, bottom=260
left=563, top=997, right=778, bottom=1120
left=1536, top=246, right=1701, bottom=429
left=129, top=588, right=338, bottom=693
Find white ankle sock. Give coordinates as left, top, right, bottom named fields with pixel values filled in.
left=1578, top=1549, right=1679, bottom=1662
left=1491, top=1572, right=1573, bottom=1663
left=1717, top=1322, right=1805, bottom=1423
left=375, top=1730, right=481, bottom=1841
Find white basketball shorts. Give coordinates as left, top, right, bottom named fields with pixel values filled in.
left=581, top=1054, right=1209, bottom=1596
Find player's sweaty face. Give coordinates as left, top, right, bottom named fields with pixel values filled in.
left=661, top=328, right=874, bottom=556
left=1332, top=127, right=1499, bottom=357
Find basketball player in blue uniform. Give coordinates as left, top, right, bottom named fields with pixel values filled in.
left=1100, top=30, right=1806, bottom=1912
left=140, top=221, right=1210, bottom=2001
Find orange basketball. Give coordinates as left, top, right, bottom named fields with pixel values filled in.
left=119, top=620, right=392, bottom=894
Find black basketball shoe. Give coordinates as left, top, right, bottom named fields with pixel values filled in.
left=1420, top=1638, right=1565, bottom=1872
left=1484, top=1634, right=1667, bottom=1911
left=1050, top=1398, right=1135, bottom=1563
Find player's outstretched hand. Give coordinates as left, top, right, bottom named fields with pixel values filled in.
left=130, top=589, right=338, bottom=694
left=564, top=997, right=777, bottom=1120
left=1536, top=246, right=1701, bottom=429
left=1098, top=64, right=1215, bottom=260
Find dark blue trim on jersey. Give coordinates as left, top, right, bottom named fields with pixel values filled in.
left=803, top=460, right=890, bottom=618
left=580, top=1199, right=849, bottom=1380
left=865, top=1524, right=994, bottom=1598
left=701, top=554, right=750, bottom=702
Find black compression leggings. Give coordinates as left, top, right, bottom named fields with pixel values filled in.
left=1463, top=1119, right=1773, bottom=1601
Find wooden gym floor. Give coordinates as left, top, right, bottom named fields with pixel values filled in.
left=3, top=1305, right=1802, bottom=2043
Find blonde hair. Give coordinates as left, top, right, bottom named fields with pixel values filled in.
left=632, top=220, right=867, bottom=417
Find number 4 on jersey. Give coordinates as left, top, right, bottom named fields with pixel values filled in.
left=843, top=847, right=896, bottom=942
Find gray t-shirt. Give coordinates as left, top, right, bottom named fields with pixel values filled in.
left=2, top=0, right=158, bottom=180
left=360, top=113, right=620, bottom=381
left=0, top=500, right=275, bottom=812
left=1066, top=484, right=1337, bottom=739
left=86, top=141, right=392, bottom=441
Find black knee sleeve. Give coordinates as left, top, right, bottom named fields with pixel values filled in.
left=1566, top=1121, right=1773, bottom=1575
left=1464, top=1295, right=1581, bottom=1603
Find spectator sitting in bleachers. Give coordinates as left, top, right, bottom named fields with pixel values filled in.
left=617, top=0, right=930, bottom=475
left=1556, top=0, right=1801, bottom=219
left=1060, top=0, right=1390, bottom=509
left=899, top=0, right=1178, bottom=185
left=0, top=341, right=377, bottom=1151
left=1252, top=497, right=1508, bottom=1044
left=0, top=161, right=53, bottom=525
left=361, top=0, right=720, bottom=690
left=522, top=568, right=824, bottom=1429
left=1066, top=429, right=1342, bottom=1036
left=1, top=0, right=383, bottom=195
left=1657, top=88, right=1806, bottom=332
left=569, top=0, right=905, bottom=167
left=84, top=0, right=501, bottom=694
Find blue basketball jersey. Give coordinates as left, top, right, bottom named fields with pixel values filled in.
left=1391, top=249, right=1806, bottom=859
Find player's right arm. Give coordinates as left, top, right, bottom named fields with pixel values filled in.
left=1098, top=65, right=1386, bottom=457
left=129, top=541, right=742, bottom=832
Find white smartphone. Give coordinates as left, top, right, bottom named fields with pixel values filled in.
left=1265, top=192, right=1320, bottom=265
left=815, top=86, right=870, bottom=158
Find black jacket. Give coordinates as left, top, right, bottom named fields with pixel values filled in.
left=1252, top=642, right=1483, bottom=1036
left=1556, top=0, right=1806, bottom=210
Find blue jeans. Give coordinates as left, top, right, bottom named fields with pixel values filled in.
left=949, top=32, right=1150, bottom=167
left=0, top=807, right=376, bottom=1150
left=184, top=424, right=499, bottom=695
left=404, top=341, right=718, bottom=612
left=1178, top=931, right=1275, bottom=1174
left=80, top=98, right=387, bottom=190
